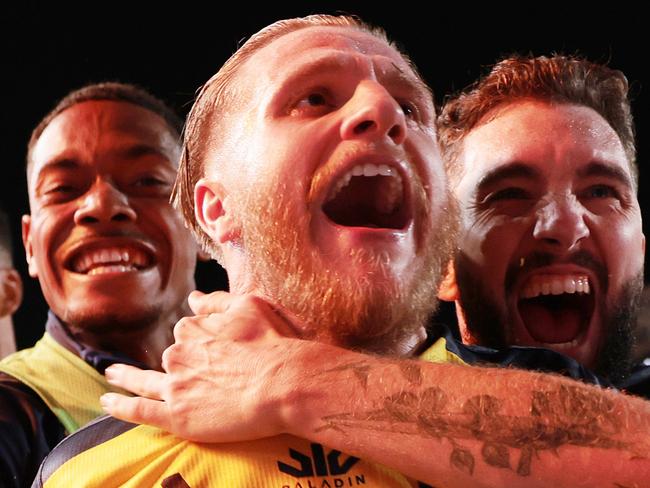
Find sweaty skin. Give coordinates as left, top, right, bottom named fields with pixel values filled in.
left=99, top=28, right=649, bottom=488
left=104, top=289, right=650, bottom=488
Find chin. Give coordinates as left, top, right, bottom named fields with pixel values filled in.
left=62, top=305, right=163, bottom=334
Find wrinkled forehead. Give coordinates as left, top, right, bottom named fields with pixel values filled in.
left=238, top=25, right=418, bottom=90
left=29, top=100, right=181, bottom=181
left=457, top=100, right=631, bottom=185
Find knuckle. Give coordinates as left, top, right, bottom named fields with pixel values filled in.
left=173, top=317, right=194, bottom=340
left=161, top=344, right=180, bottom=370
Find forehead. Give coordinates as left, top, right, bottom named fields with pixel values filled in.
left=30, top=100, right=179, bottom=178
left=239, top=25, right=417, bottom=88
left=457, top=100, right=629, bottom=189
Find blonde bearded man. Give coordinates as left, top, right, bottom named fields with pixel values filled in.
left=40, top=17, right=650, bottom=488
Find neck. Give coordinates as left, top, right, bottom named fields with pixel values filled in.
left=66, top=303, right=189, bottom=371
left=234, top=279, right=427, bottom=357
left=324, top=325, right=428, bottom=357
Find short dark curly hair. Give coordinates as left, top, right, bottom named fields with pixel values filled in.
left=438, top=54, right=636, bottom=188
left=27, top=81, right=183, bottom=171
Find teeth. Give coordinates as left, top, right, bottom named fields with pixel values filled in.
left=88, top=264, right=138, bottom=275
left=363, top=163, right=379, bottom=176
left=327, top=163, right=402, bottom=201
left=521, top=274, right=591, bottom=299
left=71, top=246, right=150, bottom=274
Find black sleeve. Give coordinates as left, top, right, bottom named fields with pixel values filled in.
left=0, top=372, right=66, bottom=488
left=617, top=363, right=650, bottom=399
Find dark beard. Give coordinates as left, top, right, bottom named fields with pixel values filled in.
left=592, top=275, right=643, bottom=383
left=455, top=250, right=643, bottom=383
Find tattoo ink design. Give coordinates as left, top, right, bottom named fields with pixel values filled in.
left=321, top=361, right=372, bottom=389
left=399, top=362, right=423, bottom=386
left=316, top=382, right=641, bottom=478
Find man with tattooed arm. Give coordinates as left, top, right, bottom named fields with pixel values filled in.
left=40, top=17, right=649, bottom=488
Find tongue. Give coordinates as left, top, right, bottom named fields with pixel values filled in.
left=518, top=299, right=583, bottom=344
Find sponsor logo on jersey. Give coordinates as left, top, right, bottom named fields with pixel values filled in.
left=278, top=443, right=365, bottom=488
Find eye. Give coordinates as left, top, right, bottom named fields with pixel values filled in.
left=289, top=89, right=335, bottom=117
left=303, top=93, right=327, bottom=107
left=134, top=176, right=168, bottom=187
left=47, top=184, right=76, bottom=194
left=130, top=175, right=172, bottom=198
left=583, top=184, right=619, bottom=199
left=41, top=183, right=82, bottom=203
left=475, top=186, right=536, bottom=217
left=398, top=100, right=417, bottom=119
left=482, top=187, right=532, bottom=204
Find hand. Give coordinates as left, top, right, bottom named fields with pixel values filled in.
left=101, top=291, right=303, bottom=442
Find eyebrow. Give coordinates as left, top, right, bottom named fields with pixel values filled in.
left=576, top=161, right=633, bottom=188
left=274, top=52, right=431, bottom=102
left=36, top=157, right=80, bottom=174
left=276, top=53, right=356, bottom=92
left=33, top=158, right=82, bottom=194
left=475, top=163, right=542, bottom=194
left=388, top=61, right=433, bottom=99
left=119, top=143, right=170, bottom=160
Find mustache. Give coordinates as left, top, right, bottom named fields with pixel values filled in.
left=504, top=250, right=609, bottom=294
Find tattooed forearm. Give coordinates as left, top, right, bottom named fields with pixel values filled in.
left=399, top=362, right=423, bottom=386
left=315, top=381, right=641, bottom=478
left=320, top=361, right=372, bottom=390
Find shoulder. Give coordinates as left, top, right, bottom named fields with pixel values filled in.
left=0, top=372, right=66, bottom=488
left=34, top=415, right=137, bottom=486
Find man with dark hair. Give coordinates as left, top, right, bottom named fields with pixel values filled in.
left=0, top=207, right=22, bottom=359
left=38, top=22, right=649, bottom=488
left=437, top=54, right=644, bottom=387
left=0, top=82, right=199, bottom=487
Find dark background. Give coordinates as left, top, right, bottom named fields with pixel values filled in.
left=1, top=3, right=647, bottom=350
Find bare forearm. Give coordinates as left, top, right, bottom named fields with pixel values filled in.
left=277, top=341, right=650, bottom=488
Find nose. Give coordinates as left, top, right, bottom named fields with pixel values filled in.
left=532, top=194, right=589, bottom=250
left=340, top=80, right=407, bottom=145
left=74, top=179, right=137, bottom=225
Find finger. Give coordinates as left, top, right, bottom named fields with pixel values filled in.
left=188, top=290, right=233, bottom=315
left=100, top=393, right=171, bottom=431
left=105, top=364, right=167, bottom=400
left=174, top=314, right=224, bottom=343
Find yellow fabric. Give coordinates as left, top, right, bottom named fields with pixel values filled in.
left=418, top=336, right=466, bottom=366
left=46, top=429, right=418, bottom=487
left=42, top=337, right=465, bottom=487
left=0, top=332, right=113, bottom=433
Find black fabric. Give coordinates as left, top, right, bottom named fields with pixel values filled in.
left=0, top=374, right=66, bottom=488
left=439, top=325, right=614, bottom=388
left=34, top=415, right=137, bottom=486
left=46, top=311, right=150, bottom=375
left=617, top=360, right=650, bottom=398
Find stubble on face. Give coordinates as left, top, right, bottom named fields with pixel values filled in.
left=61, top=303, right=165, bottom=336
left=233, top=172, right=457, bottom=355
left=455, top=251, right=643, bottom=382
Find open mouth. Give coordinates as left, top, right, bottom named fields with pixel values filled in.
left=66, top=245, right=154, bottom=276
left=517, top=274, right=594, bottom=346
left=322, top=163, right=410, bottom=229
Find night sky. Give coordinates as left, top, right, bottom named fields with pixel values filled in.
left=1, top=3, right=646, bottom=348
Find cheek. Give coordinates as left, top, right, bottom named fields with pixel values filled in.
left=601, top=220, right=645, bottom=284
left=30, top=211, right=66, bottom=266
left=462, top=216, right=527, bottom=279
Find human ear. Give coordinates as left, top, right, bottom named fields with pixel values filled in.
left=194, top=179, right=241, bottom=246
left=0, top=269, right=23, bottom=316
left=21, top=215, right=38, bottom=278
left=438, top=260, right=460, bottom=302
